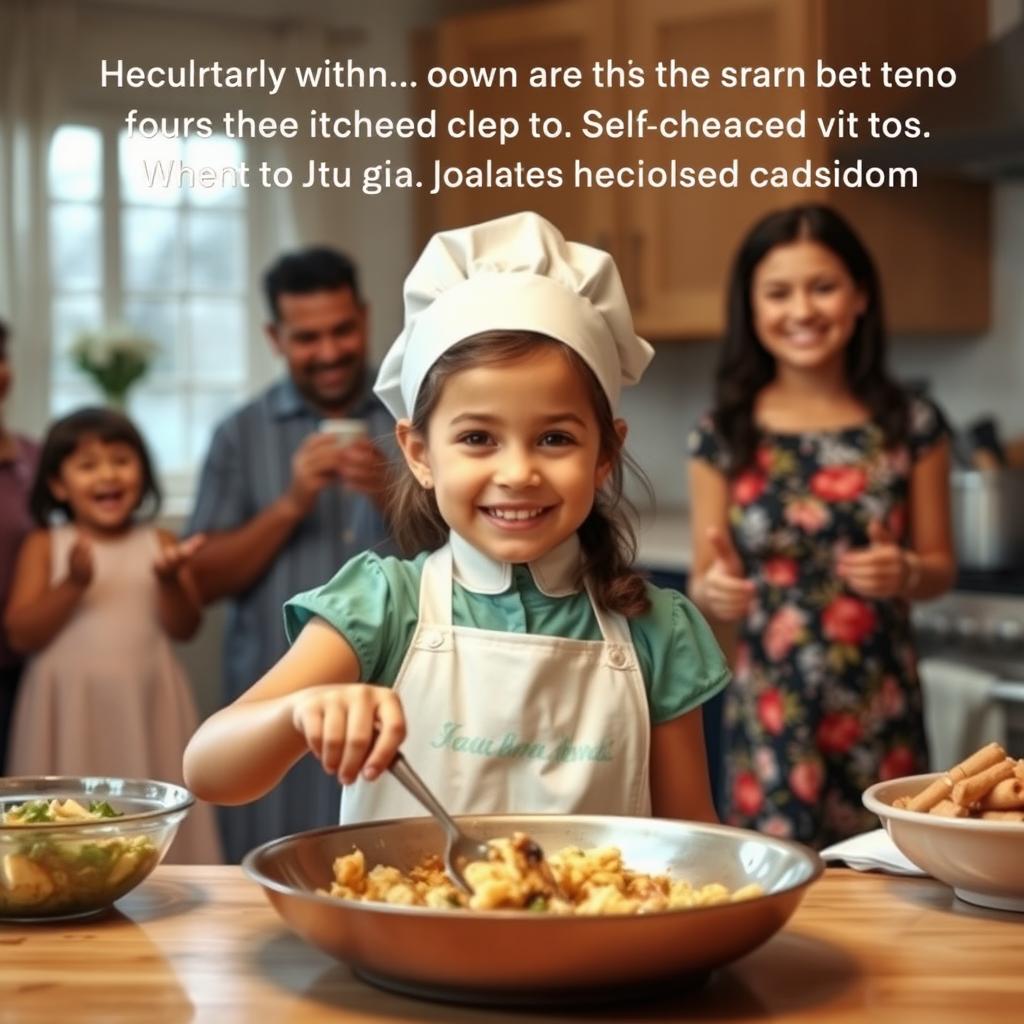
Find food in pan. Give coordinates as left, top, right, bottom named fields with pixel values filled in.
left=0, top=798, right=159, bottom=913
left=894, top=743, right=1024, bottom=821
left=321, top=831, right=764, bottom=913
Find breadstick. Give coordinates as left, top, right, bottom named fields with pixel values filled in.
left=951, top=760, right=1015, bottom=806
left=1015, top=761, right=1024, bottom=783
left=947, top=741, right=1007, bottom=782
left=906, top=775, right=952, bottom=812
left=979, top=777, right=1024, bottom=811
left=928, top=799, right=969, bottom=818
left=979, top=810, right=1024, bottom=822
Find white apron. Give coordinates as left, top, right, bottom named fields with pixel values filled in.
left=340, top=544, right=652, bottom=823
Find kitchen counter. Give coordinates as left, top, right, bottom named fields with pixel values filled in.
left=3, top=866, right=1022, bottom=1022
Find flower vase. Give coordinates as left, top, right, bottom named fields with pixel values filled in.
left=104, top=390, right=129, bottom=413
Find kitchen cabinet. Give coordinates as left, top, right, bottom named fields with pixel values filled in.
left=418, top=0, right=990, bottom=338
left=417, top=0, right=618, bottom=248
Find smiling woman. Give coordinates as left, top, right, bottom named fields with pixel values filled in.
left=687, top=204, right=956, bottom=849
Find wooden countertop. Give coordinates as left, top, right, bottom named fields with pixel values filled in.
left=2, top=866, right=1022, bottom=1023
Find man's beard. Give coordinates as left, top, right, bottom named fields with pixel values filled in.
left=302, top=358, right=365, bottom=413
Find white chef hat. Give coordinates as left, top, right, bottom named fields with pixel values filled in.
left=374, top=211, right=654, bottom=420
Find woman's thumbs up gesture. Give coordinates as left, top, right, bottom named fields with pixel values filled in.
left=837, top=519, right=914, bottom=598
left=701, top=526, right=755, bottom=621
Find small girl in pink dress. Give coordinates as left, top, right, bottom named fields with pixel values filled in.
left=4, top=407, right=221, bottom=864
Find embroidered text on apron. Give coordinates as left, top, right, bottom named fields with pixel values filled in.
left=340, top=544, right=652, bottom=823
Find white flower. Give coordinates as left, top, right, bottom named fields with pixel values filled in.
left=69, top=323, right=158, bottom=403
left=71, top=324, right=157, bottom=369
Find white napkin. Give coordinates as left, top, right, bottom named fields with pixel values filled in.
left=820, top=829, right=927, bottom=876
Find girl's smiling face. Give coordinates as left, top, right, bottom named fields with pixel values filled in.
left=398, top=346, right=619, bottom=564
left=49, top=433, right=145, bottom=534
left=751, top=239, right=867, bottom=373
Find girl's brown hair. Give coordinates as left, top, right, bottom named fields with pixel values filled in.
left=386, top=332, right=651, bottom=618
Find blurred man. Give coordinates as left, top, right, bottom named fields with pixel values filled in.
left=187, top=248, right=394, bottom=862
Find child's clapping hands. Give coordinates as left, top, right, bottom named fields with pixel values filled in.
left=153, top=533, right=206, bottom=583
left=66, top=533, right=94, bottom=588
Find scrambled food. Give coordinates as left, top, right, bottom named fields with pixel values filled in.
left=0, top=798, right=158, bottom=915
left=322, top=832, right=764, bottom=914
left=894, top=742, right=1024, bottom=821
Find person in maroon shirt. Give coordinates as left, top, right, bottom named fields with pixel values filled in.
left=0, top=319, right=40, bottom=771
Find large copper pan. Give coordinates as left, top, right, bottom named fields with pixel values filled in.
left=243, top=814, right=823, bottom=1004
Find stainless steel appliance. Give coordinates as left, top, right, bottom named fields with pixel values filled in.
left=950, top=468, right=1024, bottom=571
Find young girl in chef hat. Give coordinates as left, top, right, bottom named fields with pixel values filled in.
left=184, top=212, right=728, bottom=824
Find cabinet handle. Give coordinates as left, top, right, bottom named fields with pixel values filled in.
left=630, top=230, right=645, bottom=311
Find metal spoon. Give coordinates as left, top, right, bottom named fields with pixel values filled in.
left=387, top=751, right=491, bottom=895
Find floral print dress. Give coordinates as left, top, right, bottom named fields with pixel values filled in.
left=689, top=396, right=947, bottom=848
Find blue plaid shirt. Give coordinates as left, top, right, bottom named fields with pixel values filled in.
left=187, top=374, right=395, bottom=859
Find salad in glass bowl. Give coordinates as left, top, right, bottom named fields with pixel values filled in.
left=0, top=777, right=193, bottom=921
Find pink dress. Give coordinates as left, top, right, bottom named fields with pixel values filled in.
left=8, top=525, right=222, bottom=864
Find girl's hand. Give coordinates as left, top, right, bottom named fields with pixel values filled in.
left=836, top=520, right=910, bottom=598
left=701, top=526, right=755, bottom=622
left=67, top=534, right=94, bottom=588
left=154, top=534, right=206, bottom=582
left=291, top=684, right=406, bottom=785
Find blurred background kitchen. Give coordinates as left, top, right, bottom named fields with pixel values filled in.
left=2, top=0, right=1022, bottom=758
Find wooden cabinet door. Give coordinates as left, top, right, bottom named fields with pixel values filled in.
left=819, top=0, right=990, bottom=334
left=622, top=0, right=989, bottom=338
left=422, top=0, right=617, bottom=250
left=419, top=0, right=990, bottom=338
left=622, top=0, right=815, bottom=339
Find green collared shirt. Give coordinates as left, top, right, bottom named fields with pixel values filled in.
left=285, top=551, right=730, bottom=725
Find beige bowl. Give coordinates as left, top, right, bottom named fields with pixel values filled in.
left=863, top=772, right=1024, bottom=913
left=243, top=814, right=823, bottom=1005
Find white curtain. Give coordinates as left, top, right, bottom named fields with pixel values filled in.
left=0, top=0, right=77, bottom=434
left=262, top=23, right=333, bottom=248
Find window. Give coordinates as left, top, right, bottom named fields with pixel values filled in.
left=47, top=122, right=251, bottom=501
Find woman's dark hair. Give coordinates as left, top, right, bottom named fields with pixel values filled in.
left=29, top=406, right=161, bottom=525
left=386, top=332, right=652, bottom=618
left=712, top=203, right=909, bottom=472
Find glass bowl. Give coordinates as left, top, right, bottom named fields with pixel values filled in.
left=0, top=776, right=193, bottom=922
